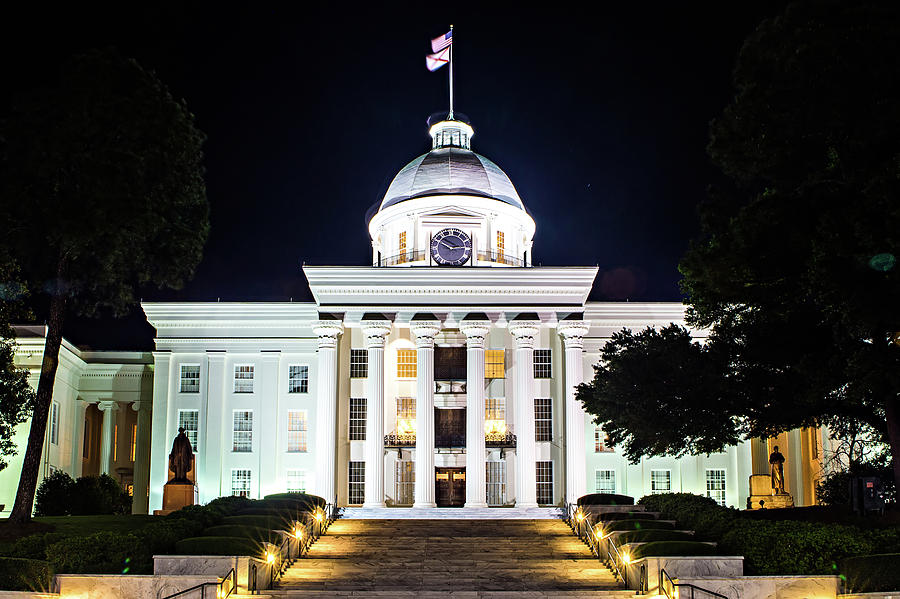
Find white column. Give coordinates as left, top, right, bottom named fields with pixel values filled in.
left=131, top=400, right=152, bottom=514
left=149, top=352, right=172, bottom=512
left=98, top=401, right=119, bottom=476
left=202, top=352, right=226, bottom=503
left=462, top=318, right=490, bottom=508
left=313, top=320, right=343, bottom=505
left=558, top=320, right=591, bottom=504
left=71, top=399, right=88, bottom=478
left=510, top=319, right=539, bottom=507
left=361, top=319, right=391, bottom=507
left=411, top=318, right=441, bottom=508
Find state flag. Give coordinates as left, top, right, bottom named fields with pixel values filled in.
left=426, top=47, right=450, bottom=72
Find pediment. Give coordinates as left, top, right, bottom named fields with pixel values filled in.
left=419, top=205, right=483, bottom=218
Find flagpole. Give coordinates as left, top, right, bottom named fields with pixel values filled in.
left=448, top=24, right=454, bottom=120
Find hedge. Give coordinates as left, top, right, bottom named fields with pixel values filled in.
left=838, top=554, right=900, bottom=593
left=46, top=531, right=144, bottom=574
left=600, top=512, right=658, bottom=521
left=638, top=493, right=737, bottom=541
left=221, top=515, right=289, bottom=530
left=263, top=493, right=326, bottom=508
left=203, top=525, right=282, bottom=543
left=578, top=493, right=634, bottom=506
left=604, top=519, right=675, bottom=532
left=631, top=541, right=718, bottom=559
left=0, top=558, right=54, bottom=591
left=175, top=536, right=262, bottom=556
left=613, top=530, right=695, bottom=544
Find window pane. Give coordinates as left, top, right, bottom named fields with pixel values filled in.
left=536, top=461, right=553, bottom=505
left=435, top=346, right=466, bottom=380
left=233, top=410, right=253, bottom=452
left=534, top=398, right=552, bottom=442
left=231, top=469, right=251, bottom=497
left=706, top=469, right=726, bottom=506
left=180, top=365, right=201, bottom=393
left=234, top=365, right=254, bottom=393
left=485, top=349, right=505, bottom=379
left=395, top=460, right=415, bottom=505
left=178, top=409, right=200, bottom=452
left=350, top=349, right=368, bottom=378
left=596, top=470, right=616, bottom=493
left=397, top=349, right=417, bottom=378
left=349, top=461, right=365, bottom=504
left=50, top=402, right=59, bottom=445
left=287, top=469, right=306, bottom=493
left=288, top=365, right=309, bottom=393
left=534, top=349, right=552, bottom=378
left=650, top=469, right=671, bottom=494
left=487, top=461, right=506, bottom=506
left=287, top=410, right=308, bottom=452
left=350, top=398, right=366, bottom=441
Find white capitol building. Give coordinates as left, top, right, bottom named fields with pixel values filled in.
left=2, top=114, right=827, bottom=515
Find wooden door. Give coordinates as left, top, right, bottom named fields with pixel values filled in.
left=436, top=467, right=466, bottom=507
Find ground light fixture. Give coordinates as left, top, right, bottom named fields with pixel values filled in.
left=266, top=551, right=275, bottom=565
left=294, top=524, right=304, bottom=540
left=575, top=510, right=585, bottom=522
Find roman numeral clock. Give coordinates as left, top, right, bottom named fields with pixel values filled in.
left=430, top=227, right=472, bottom=266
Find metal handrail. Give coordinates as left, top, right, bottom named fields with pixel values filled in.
left=162, top=566, right=236, bottom=599
left=476, top=250, right=525, bottom=266
left=563, top=501, right=627, bottom=582
left=374, top=250, right=426, bottom=266
left=660, top=568, right=729, bottom=599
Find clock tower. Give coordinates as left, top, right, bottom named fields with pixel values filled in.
left=368, top=114, right=536, bottom=267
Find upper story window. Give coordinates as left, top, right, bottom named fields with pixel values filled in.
left=180, top=365, right=201, bottom=393
left=287, top=410, right=308, bottom=452
left=178, top=409, right=199, bottom=452
left=398, top=231, right=408, bottom=263
left=594, top=426, right=614, bottom=453
left=497, top=230, right=505, bottom=253
left=349, top=398, right=367, bottom=441
left=233, top=410, right=253, bottom=452
left=397, top=349, right=417, bottom=378
left=350, top=349, right=368, bottom=378
left=49, top=402, right=59, bottom=445
left=534, top=349, right=552, bottom=378
left=534, top=398, right=552, bottom=441
left=288, top=365, right=309, bottom=393
left=234, top=365, right=254, bottom=393
left=650, top=469, right=672, bottom=494
left=485, top=349, right=505, bottom=379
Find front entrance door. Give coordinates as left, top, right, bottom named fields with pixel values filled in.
left=435, top=467, right=466, bottom=507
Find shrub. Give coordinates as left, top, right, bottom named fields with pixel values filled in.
left=263, top=493, right=326, bottom=509
left=577, top=493, right=634, bottom=506
left=221, top=515, right=288, bottom=530
left=203, top=525, right=281, bottom=543
left=605, top=519, right=675, bottom=532
left=639, top=493, right=738, bottom=540
left=166, top=504, right=223, bottom=528
left=631, top=541, right=718, bottom=559
left=839, top=554, right=900, bottom=593
left=70, top=474, right=130, bottom=515
left=175, top=536, right=262, bottom=556
left=613, top=530, right=695, bottom=544
left=600, top=512, right=659, bottom=521
left=206, top=495, right=252, bottom=516
left=0, top=557, right=54, bottom=591
left=5, top=532, right=67, bottom=560
left=135, top=518, right=205, bottom=556
left=34, top=471, right=75, bottom=516
left=45, top=531, right=145, bottom=574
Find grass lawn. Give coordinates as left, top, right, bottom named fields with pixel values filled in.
left=0, top=514, right=156, bottom=555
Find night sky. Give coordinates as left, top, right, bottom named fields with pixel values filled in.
left=1, top=3, right=787, bottom=350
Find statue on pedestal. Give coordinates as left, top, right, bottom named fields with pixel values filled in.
left=168, top=427, right=193, bottom=483
left=769, top=446, right=786, bottom=494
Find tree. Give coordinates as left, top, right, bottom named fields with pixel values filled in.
left=578, top=0, right=900, bottom=479
left=0, top=48, right=209, bottom=523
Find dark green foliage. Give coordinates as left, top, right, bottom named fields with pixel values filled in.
left=613, top=530, right=695, bottom=544
left=604, top=519, right=675, bottom=532
left=221, top=515, right=289, bottom=530
left=206, top=495, right=252, bottom=515
left=262, top=493, right=326, bottom=508
left=202, top=525, right=281, bottom=543
left=639, top=493, right=739, bottom=541
left=33, top=471, right=75, bottom=516
left=165, top=504, right=223, bottom=528
left=839, top=553, right=900, bottom=593
left=577, top=493, right=634, bottom=506
left=134, top=518, right=205, bottom=557
left=45, top=531, right=143, bottom=574
left=175, top=536, right=262, bottom=556
left=0, top=557, right=53, bottom=591
left=0, top=338, right=34, bottom=473
left=4, top=533, right=67, bottom=561
left=631, top=541, right=718, bottom=558
left=599, top=512, right=658, bottom=521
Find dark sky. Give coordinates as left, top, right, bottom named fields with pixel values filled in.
left=2, top=3, right=787, bottom=350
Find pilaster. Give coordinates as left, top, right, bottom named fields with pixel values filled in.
left=461, top=318, right=491, bottom=508
left=558, top=319, right=591, bottom=504
left=131, top=400, right=152, bottom=514
left=411, top=318, right=441, bottom=508
left=313, top=320, right=344, bottom=504
left=361, top=319, right=392, bottom=507
left=510, top=319, right=540, bottom=507
left=258, top=351, right=281, bottom=498
left=149, top=352, right=171, bottom=512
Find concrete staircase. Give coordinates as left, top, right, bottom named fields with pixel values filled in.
left=270, top=518, right=637, bottom=598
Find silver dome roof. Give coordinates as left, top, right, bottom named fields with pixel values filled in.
left=379, top=147, right=525, bottom=211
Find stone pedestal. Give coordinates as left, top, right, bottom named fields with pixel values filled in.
left=747, top=474, right=794, bottom=509
left=155, top=482, right=194, bottom=515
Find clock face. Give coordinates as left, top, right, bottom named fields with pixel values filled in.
left=430, top=227, right=472, bottom=266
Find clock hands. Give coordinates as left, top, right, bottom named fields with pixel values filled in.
left=439, top=240, right=467, bottom=251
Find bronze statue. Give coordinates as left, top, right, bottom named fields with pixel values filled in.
left=769, top=445, right=786, bottom=494
left=168, top=427, right=194, bottom=483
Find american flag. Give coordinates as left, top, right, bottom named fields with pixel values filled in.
left=431, top=30, right=452, bottom=52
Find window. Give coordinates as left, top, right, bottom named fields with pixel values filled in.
left=534, top=398, right=552, bottom=442
left=596, top=470, right=616, bottom=493
left=287, top=410, right=308, bottom=452
left=231, top=469, right=251, bottom=497
left=497, top=230, right=505, bottom=253
left=435, top=346, right=466, bottom=380
left=396, top=461, right=415, bottom=505
left=113, top=425, right=118, bottom=462
left=130, top=423, right=137, bottom=462
left=534, top=349, right=552, bottom=378
left=350, top=349, right=368, bottom=378
left=594, top=426, right=613, bottom=452
left=536, top=461, right=553, bottom=505
left=349, top=398, right=366, bottom=441
left=288, top=365, right=309, bottom=393
left=287, top=469, right=306, bottom=493
left=178, top=409, right=200, bottom=452
left=485, top=397, right=505, bottom=421
left=234, top=365, right=254, bottom=393
left=180, top=365, right=201, bottom=393
left=398, top=231, right=407, bottom=261
left=487, top=461, right=507, bottom=506
left=650, top=469, right=671, bottom=494
left=396, top=397, right=416, bottom=437
left=348, top=461, right=365, bottom=504
left=233, top=410, right=253, bottom=452
left=397, top=349, right=417, bottom=378
left=48, top=464, right=58, bottom=477
left=50, top=402, right=59, bottom=445
left=485, top=349, right=505, bottom=379
left=706, top=469, right=726, bottom=506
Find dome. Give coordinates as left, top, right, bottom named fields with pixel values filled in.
left=378, top=118, right=525, bottom=212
